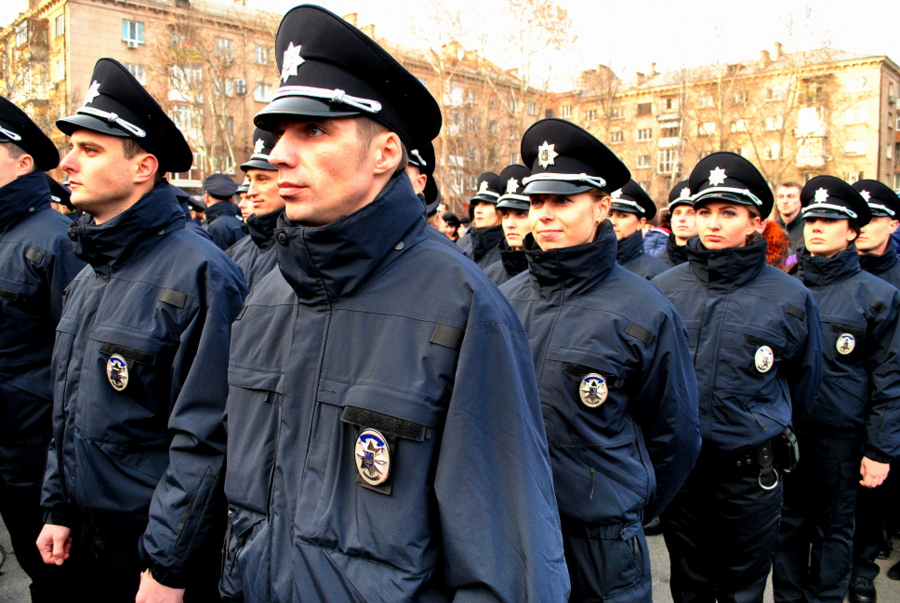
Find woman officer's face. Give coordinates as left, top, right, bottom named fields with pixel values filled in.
left=529, top=191, right=610, bottom=250
left=695, top=201, right=760, bottom=250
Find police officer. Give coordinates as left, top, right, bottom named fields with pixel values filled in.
left=0, top=97, right=83, bottom=602
left=500, top=118, right=700, bottom=602
left=457, top=171, right=504, bottom=268
left=849, top=179, right=900, bottom=603
left=36, top=58, right=248, bottom=602
left=652, top=152, right=823, bottom=603
left=235, top=177, right=251, bottom=220
left=484, top=163, right=531, bottom=285
left=408, top=140, right=464, bottom=254
left=202, top=173, right=244, bottom=250
left=226, top=128, right=283, bottom=289
left=221, top=7, right=569, bottom=601
left=608, top=180, right=669, bottom=279
left=774, top=177, right=900, bottom=603
left=656, top=180, right=696, bottom=268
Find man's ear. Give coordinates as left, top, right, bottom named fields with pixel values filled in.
left=372, top=131, right=402, bottom=176
left=132, top=153, right=159, bottom=185
left=16, top=153, right=34, bottom=177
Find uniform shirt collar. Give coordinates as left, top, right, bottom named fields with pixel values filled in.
left=246, top=207, right=282, bottom=250
left=858, top=240, right=899, bottom=277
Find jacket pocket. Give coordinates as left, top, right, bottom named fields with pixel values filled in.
left=224, top=365, right=283, bottom=515
left=221, top=504, right=268, bottom=601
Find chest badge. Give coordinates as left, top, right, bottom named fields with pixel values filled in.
left=355, top=429, right=391, bottom=486
left=106, top=354, right=129, bottom=391
left=754, top=346, right=774, bottom=373
left=579, top=374, right=608, bottom=408
left=836, top=333, right=855, bottom=355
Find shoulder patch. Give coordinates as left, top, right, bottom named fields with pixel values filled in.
left=869, top=300, right=887, bottom=314
left=25, top=248, right=44, bottom=264
left=431, top=323, right=464, bottom=351
left=159, top=288, right=187, bottom=308
left=625, top=322, right=653, bottom=345
left=786, top=304, right=805, bottom=319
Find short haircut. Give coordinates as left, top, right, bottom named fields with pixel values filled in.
left=121, top=137, right=164, bottom=185
left=778, top=181, right=802, bottom=191
left=355, top=117, right=408, bottom=177
left=0, top=141, right=36, bottom=173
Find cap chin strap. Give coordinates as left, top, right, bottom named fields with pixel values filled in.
left=409, top=149, right=426, bottom=168
left=0, top=126, right=22, bottom=141
left=77, top=106, right=147, bottom=138
left=274, top=85, right=382, bottom=114
left=249, top=153, right=271, bottom=162
left=474, top=191, right=500, bottom=199
left=867, top=203, right=896, bottom=217
left=499, top=193, right=530, bottom=203
left=695, top=186, right=762, bottom=207
left=611, top=199, right=646, bottom=215
left=523, top=172, right=608, bottom=190
left=802, top=203, right=858, bottom=219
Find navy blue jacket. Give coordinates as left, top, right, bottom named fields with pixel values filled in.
left=797, top=247, right=900, bottom=461
left=652, top=236, right=823, bottom=452
left=457, top=224, right=503, bottom=269
left=178, top=199, right=213, bottom=242
left=642, top=227, right=668, bottom=256
left=617, top=230, right=669, bottom=280
left=222, top=175, right=569, bottom=602
left=859, top=240, right=900, bottom=290
left=226, top=208, right=280, bottom=290
left=204, top=200, right=245, bottom=250
left=500, top=222, right=700, bottom=528
left=41, top=183, right=248, bottom=588
left=655, top=233, right=689, bottom=268
left=484, top=239, right=527, bottom=286
left=0, top=172, right=84, bottom=441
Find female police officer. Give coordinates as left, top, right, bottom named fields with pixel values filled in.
left=500, top=118, right=701, bottom=602
left=652, top=152, right=823, bottom=603
left=485, top=163, right=531, bottom=286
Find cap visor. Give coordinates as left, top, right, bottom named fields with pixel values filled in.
left=470, top=194, right=499, bottom=204
left=668, top=199, right=693, bottom=211
left=57, top=114, right=131, bottom=138
left=241, top=159, right=278, bottom=172
left=522, top=180, right=594, bottom=196
left=496, top=198, right=530, bottom=211
left=802, top=209, right=849, bottom=221
left=254, top=97, right=361, bottom=130
left=693, top=191, right=757, bottom=209
left=610, top=202, right=643, bottom=215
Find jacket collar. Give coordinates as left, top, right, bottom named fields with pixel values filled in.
left=859, top=240, right=899, bottom=276
left=685, top=233, right=767, bottom=290
left=246, top=207, right=282, bottom=250
left=205, top=200, right=239, bottom=222
left=0, top=171, right=52, bottom=234
left=616, top=229, right=645, bottom=264
left=68, top=182, right=185, bottom=271
left=470, top=223, right=504, bottom=262
left=498, top=237, right=528, bottom=278
left=798, top=245, right=861, bottom=287
left=665, top=233, right=689, bottom=265
left=525, top=220, right=617, bottom=300
left=274, top=173, right=425, bottom=302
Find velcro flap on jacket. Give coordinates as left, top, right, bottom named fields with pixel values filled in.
left=341, top=406, right=426, bottom=442
left=625, top=322, right=653, bottom=345
left=0, top=287, right=20, bottom=302
left=25, top=248, right=44, bottom=264
left=99, top=342, right=154, bottom=364
left=159, top=288, right=188, bottom=308
left=430, top=323, right=464, bottom=350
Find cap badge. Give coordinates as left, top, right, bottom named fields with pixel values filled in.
left=708, top=167, right=727, bottom=186
left=814, top=188, right=829, bottom=203
left=106, top=354, right=129, bottom=391
left=860, top=190, right=871, bottom=202
left=538, top=141, right=558, bottom=168
left=836, top=333, right=855, bottom=355
left=253, top=138, right=266, bottom=155
left=83, top=81, right=102, bottom=106
left=477, top=180, right=490, bottom=195
left=281, top=42, right=305, bottom=83
left=754, top=346, right=774, bottom=373
left=579, top=373, right=608, bottom=408
left=679, top=187, right=692, bottom=199
left=611, top=189, right=623, bottom=199
left=355, top=429, right=391, bottom=486
left=506, top=177, right=519, bottom=194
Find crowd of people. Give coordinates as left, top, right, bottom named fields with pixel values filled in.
left=0, top=4, right=898, bottom=603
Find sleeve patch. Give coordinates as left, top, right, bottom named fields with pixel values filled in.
left=159, top=288, right=187, bottom=308
left=430, top=323, right=464, bottom=351
left=786, top=304, right=805, bottom=319
left=25, top=248, right=44, bottom=264
left=625, top=322, right=653, bottom=345
left=869, top=300, right=887, bottom=314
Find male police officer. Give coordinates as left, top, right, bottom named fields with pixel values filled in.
left=608, top=180, right=669, bottom=279
left=0, top=97, right=83, bottom=602
left=36, top=58, right=248, bottom=602
left=226, top=129, right=283, bottom=289
left=202, top=173, right=244, bottom=250
left=220, top=6, right=569, bottom=601
left=656, top=180, right=696, bottom=268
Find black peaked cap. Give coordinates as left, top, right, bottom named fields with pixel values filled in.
left=496, top=164, right=532, bottom=211
left=801, top=175, right=871, bottom=227
left=45, top=174, right=73, bottom=209
left=408, top=140, right=435, bottom=176
left=204, top=173, right=238, bottom=199
left=255, top=5, right=441, bottom=150
left=57, top=58, right=192, bottom=173
left=689, top=151, right=773, bottom=218
left=242, top=128, right=278, bottom=172
left=472, top=172, right=501, bottom=204
left=611, top=179, right=656, bottom=221
left=668, top=180, right=692, bottom=210
left=0, top=97, right=59, bottom=171
left=520, top=118, right=629, bottom=196
left=852, top=179, right=900, bottom=219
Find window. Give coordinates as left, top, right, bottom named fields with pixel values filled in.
left=660, top=123, right=680, bottom=139
left=897, top=113, right=900, bottom=130
left=698, top=95, right=714, bottom=108
left=888, top=112, right=894, bottom=129
left=636, top=102, right=652, bottom=116
left=15, top=22, right=27, bottom=47
left=443, top=84, right=463, bottom=107
left=888, top=144, right=893, bottom=160
left=731, top=119, right=749, bottom=133
left=797, top=106, right=825, bottom=137
left=508, top=97, right=518, bottom=113
left=636, top=155, right=651, bottom=169
left=169, top=151, right=204, bottom=183
left=845, top=76, right=867, bottom=93
left=662, top=97, right=677, bottom=111
left=843, top=140, right=866, bottom=156
left=122, top=20, right=144, bottom=45
left=765, top=115, right=784, bottom=131
left=55, top=60, right=65, bottom=82
left=172, top=104, right=194, bottom=133
left=732, top=91, right=749, bottom=105
left=636, top=128, right=652, bottom=141
left=215, top=37, right=233, bottom=58
left=252, top=44, right=267, bottom=65
left=766, top=85, right=787, bottom=101
left=55, top=14, right=64, bottom=37
left=561, top=105, right=572, bottom=118
left=466, top=175, right=478, bottom=191
left=845, top=172, right=864, bottom=184
left=124, top=63, right=145, bottom=85
left=609, top=131, right=624, bottom=143
left=254, top=83, right=273, bottom=102
left=698, top=122, right=716, bottom=136
left=798, top=138, right=823, bottom=159
left=585, top=109, right=596, bottom=122
left=804, top=79, right=825, bottom=103
left=894, top=174, right=900, bottom=189
left=658, top=149, right=678, bottom=173
left=170, top=65, right=202, bottom=90
left=509, top=152, right=518, bottom=164
left=527, top=101, right=538, bottom=116
left=216, top=154, right=236, bottom=175
left=171, top=32, right=187, bottom=47
left=609, top=106, right=623, bottom=119
left=764, top=144, right=781, bottom=160
left=737, top=147, right=750, bottom=158
left=215, top=77, right=234, bottom=97
left=844, top=108, right=869, bottom=125
left=223, top=116, right=233, bottom=137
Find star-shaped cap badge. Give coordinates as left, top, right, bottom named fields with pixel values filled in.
left=281, top=42, right=305, bottom=83
left=708, top=167, right=727, bottom=187
left=253, top=138, right=266, bottom=155
left=860, top=190, right=871, bottom=202
left=611, top=189, right=623, bottom=199
left=478, top=180, right=489, bottom=195
left=538, top=141, right=558, bottom=169
left=83, top=81, right=101, bottom=106
left=679, top=187, right=691, bottom=199
left=506, top=177, right=519, bottom=194
left=814, top=188, right=829, bottom=203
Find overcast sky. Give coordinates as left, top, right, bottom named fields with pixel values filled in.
left=3, top=0, right=899, bottom=89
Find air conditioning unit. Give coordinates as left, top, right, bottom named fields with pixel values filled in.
left=888, top=95, right=897, bottom=104
left=235, top=79, right=247, bottom=95
left=126, top=40, right=139, bottom=49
